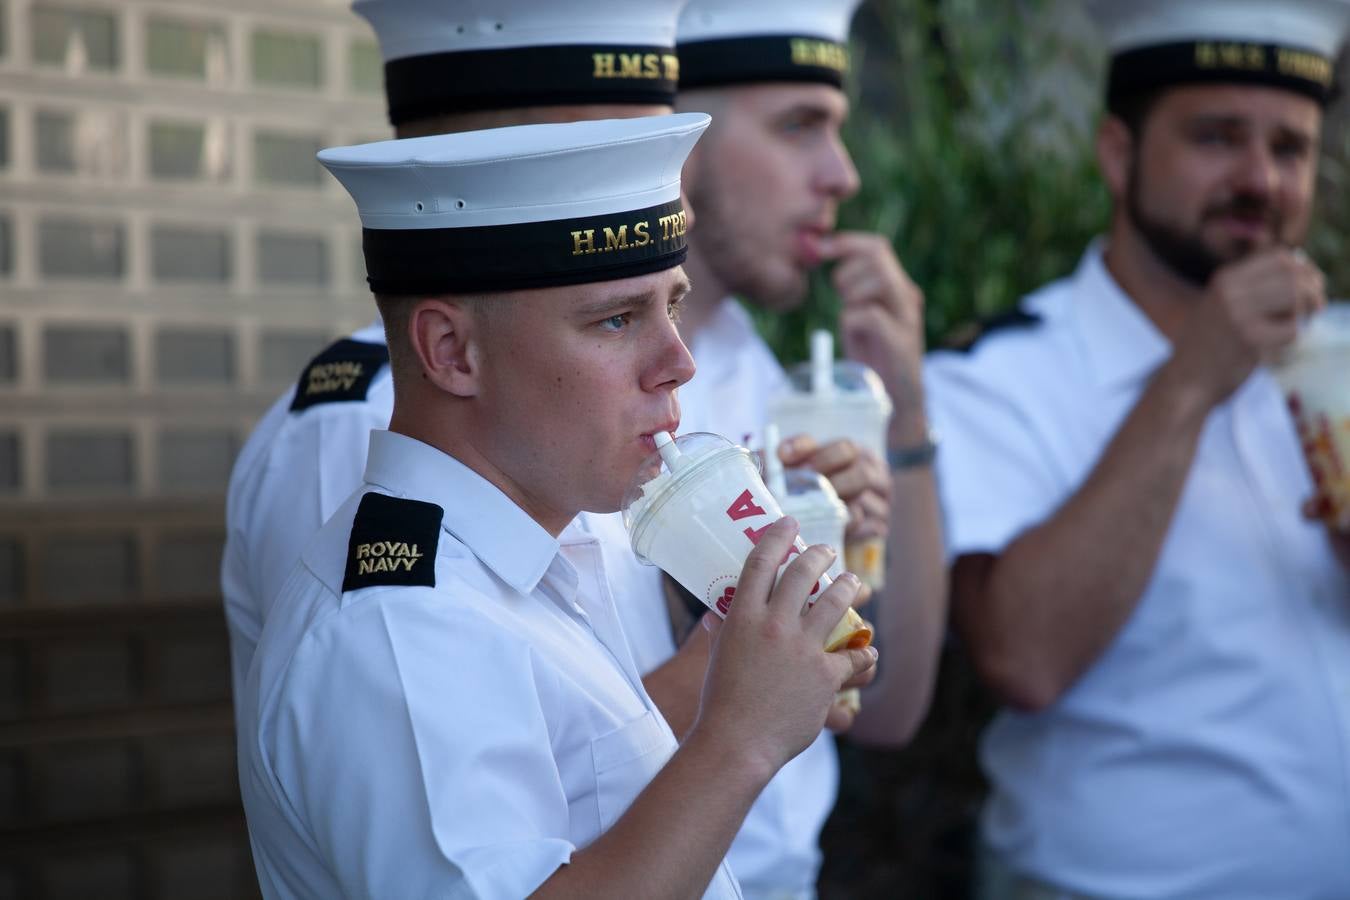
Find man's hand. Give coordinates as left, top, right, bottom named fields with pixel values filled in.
left=692, top=518, right=878, bottom=775
left=1171, top=249, right=1326, bottom=406
left=779, top=434, right=890, bottom=549
left=819, top=231, right=926, bottom=415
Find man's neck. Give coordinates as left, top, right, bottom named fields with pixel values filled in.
left=677, top=245, right=732, bottom=343
left=1101, top=218, right=1206, bottom=343
left=388, top=399, right=574, bottom=538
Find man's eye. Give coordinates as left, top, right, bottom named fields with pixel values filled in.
left=667, top=299, right=683, bottom=323
left=600, top=313, right=631, bottom=332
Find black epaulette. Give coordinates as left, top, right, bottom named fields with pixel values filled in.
left=289, top=339, right=390, bottom=412
left=943, top=308, right=1042, bottom=353
left=342, top=493, right=442, bottom=592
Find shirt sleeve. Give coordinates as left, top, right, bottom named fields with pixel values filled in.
left=926, top=352, right=1064, bottom=559
left=267, top=590, right=574, bottom=900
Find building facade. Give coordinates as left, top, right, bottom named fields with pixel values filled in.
left=0, top=0, right=387, bottom=895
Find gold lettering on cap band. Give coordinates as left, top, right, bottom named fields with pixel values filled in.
left=1277, top=48, right=1333, bottom=87
left=571, top=210, right=682, bottom=257
left=1194, top=41, right=1332, bottom=88
left=790, top=39, right=849, bottom=73
left=592, top=51, right=680, bottom=81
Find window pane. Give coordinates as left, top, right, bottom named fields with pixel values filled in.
left=158, top=429, right=237, bottom=491
left=35, top=110, right=75, bottom=172
left=251, top=29, right=322, bottom=89
left=253, top=130, right=321, bottom=187
left=43, top=324, right=129, bottom=383
left=31, top=6, right=119, bottom=72
left=151, top=225, right=231, bottom=283
left=38, top=218, right=124, bottom=279
left=155, top=329, right=233, bottom=384
left=39, top=534, right=137, bottom=603
left=46, top=430, right=134, bottom=490
left=261, top=331, right=326, bottom=383
left=145, top=16, right=226, bottom=81
left=0, top=107, right=9, bottom=169
left=0, top=214, right=11, bottom=276
left=155, top=533, right=224, bottom=600
left=349, top=39, right=382, bottom=94
left=0, top=323, right=15, bottom=380
left=0, top=538, right=21, bottom=607
left=0, top=430, right=18, bottom=492
left=256, top=231, right=327, bottom=286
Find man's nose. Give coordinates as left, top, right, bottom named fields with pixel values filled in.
left=644, top=314, right=696, bottom=393
left=817, top=135, right=861, bottom=201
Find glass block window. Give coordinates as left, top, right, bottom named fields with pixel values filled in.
left=0, top=323, right=14, bottom=380
left=43, top=324, right=129, bottom=383
left=251, top=29, right=322, bottom=90
left=155, top=329, right=233, bottom=384
left=145, top=16, right=227, bottom=82
left=35, top=110, right=75, bottom=172
left=150, top=225, right=231, bottom=283
left=253, top=130, right=321, bottom=187
left=38, top=218, right=124, bottom=279
left=349, top=38, right=382, bottom=94
left=31, top=6, right=119, bottom=73
left=148, top=119, right=231, bottom=182
left=46, top=430, right=135, bottom=491
left=157, top=429, right=237, bottom=492
left=256, top=231, right=327, bottom=286
left=0, top=430, right=18, bottom=492
left=260, top=331, right=326, bottom=383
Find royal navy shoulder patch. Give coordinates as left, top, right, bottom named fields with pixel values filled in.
left=290, top=339, right=389, bottom=412
left=943, top=307, right=1042, bottom=354
left=342, top=492, right=442, bottom=592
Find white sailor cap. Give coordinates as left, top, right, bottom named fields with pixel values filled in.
left=676, top=0, right=862, bottom=90
left=1086, top=0, right=1350, bottom=109
left=319, top=113, right=708, bottom=295
left=352, top=0, right=687, bottom=126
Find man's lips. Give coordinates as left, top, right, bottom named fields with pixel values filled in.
left=640, top=422, right=680, bottom=452
left=794, top=227, right=831, bottom=267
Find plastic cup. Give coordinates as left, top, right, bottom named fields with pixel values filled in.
left=623, top=432, right=872, bottom=652
left=1274, top=303, right=1350, bottom=528
left=768, top=330, right=893, bottom=589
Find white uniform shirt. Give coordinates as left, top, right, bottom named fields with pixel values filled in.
left=238, top=429, right=741, bottom=900
left=926, top=244, right=1350, bottom=898
left=222, top=320, right=393, bottom=706
left=681, top=298, right=839, bottom=900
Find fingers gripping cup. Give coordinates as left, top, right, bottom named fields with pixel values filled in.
left=768, top=330, right=893, bottom=589
left=623, top=432, right=872, bottom=652
left=1275, top=303, right=1350, bottom=528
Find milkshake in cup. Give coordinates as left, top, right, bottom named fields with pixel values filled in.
left=623, top=432, right=872, bottom=653
left=763, top=425, right=862, bottom=715
left=1274, top=303, right=1350, bottom=529
left=769, top=330, right=893, bottom=589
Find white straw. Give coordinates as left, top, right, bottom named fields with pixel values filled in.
left=810, top=329, right=834, bottom=396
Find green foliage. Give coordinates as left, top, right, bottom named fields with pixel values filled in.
left=1309, top=115, right=1350, bottom=298
left=752, top=0, right=1112, bottom=363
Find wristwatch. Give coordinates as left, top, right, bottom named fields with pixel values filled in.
left=886, top=427, right=938, bottom=470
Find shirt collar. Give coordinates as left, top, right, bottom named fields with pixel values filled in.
left=350, top=315, right=387, bottom=346
left=362, top=430, right=561, bottom=595
left=1072, top=241, right=1173, bottom=390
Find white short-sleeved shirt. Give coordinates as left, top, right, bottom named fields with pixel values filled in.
left=681, top=298, right=839, bottom=900
left=222, top=319, right=393, bottom=706
left=926, top=244, right=1350, bottom=898
left=238, top=429, right=741, bottom=900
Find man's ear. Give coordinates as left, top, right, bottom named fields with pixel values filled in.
left=1097, top=114, right=1134, bottom=205
left=406, top=297, right=481, bottom=398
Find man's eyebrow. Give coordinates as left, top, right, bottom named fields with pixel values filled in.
left=574, top=289, right=657, bottom=317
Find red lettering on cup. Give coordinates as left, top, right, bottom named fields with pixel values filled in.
left=726, top=489, right=767, bottom=522
left=716, top=585, right=736, bottom=615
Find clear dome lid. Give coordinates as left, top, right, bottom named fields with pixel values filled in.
left=621, top=432, right=756, bottom=539
left=780, top=329, right=891, bottom=408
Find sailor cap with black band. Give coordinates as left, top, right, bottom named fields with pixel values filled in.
left=676, top=0, right=862, bottom=90
left=319, top=113, right=708, bottom=296
left=353, top=0, right=687, bottom=127
left=1088, top=0, right=1350, bottom=111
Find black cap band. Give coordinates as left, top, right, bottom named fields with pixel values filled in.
left=1107, top=40, right=1335, bottom=111
left=678, top=35, right=849, bottom=90
left=384, top=44, right=679, bottom=125
left=363, top=198, right=689, bottom=295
